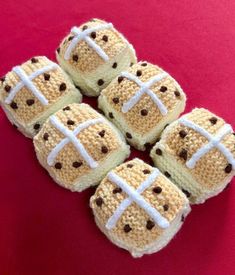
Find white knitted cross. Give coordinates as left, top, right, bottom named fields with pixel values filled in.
left=120, top=71, right=168, bottom=115
left=179, top=117, right=235, bottom=169
left=64, top=23, right=113, bottom=61
left=5, top=60, right=59, bottom=105
left=105, top=169, right=169, bottom=230
left=47, top=115, right=105, bottom=169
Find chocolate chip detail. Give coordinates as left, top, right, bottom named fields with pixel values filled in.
left=0, top=76, right=5, bottom=82
left=146, top=220, right=155, bottom=230
left=109, top=112, right=114, bottom=119
left=68, top=36, right=74, bottom=41
left=181, top=215, right=185, bottom=222
left=4, top=85, right=11, bottom=92
left=123, top=224, right=132, bottom=233
left=34, top=123, right=40, bottom=130
left=141, top=62, right=147, bottom=66
left=130, top=62, right=134, bottom=67
left=26, top=99, right=35, bottom=106
left=43, top=133, right=49, bottom=141
left=63, top=106, right=70, bottom=111
left=67, top=119, right=75, bottom=125
left=153, top=186, right=162, bottom=194
left=72, top=54, right=78, bottom=62
left=98, top=130, right=105, bottom=137
left=136, top=70, right=142, bottom=77
left=44, top=73, right=50, bottom=81
left=126, top=132, right=132, bottom=139
left=143, top=169, right=150, bottom=174
left=182, top=189, right=191, bottom=198
left=140, top=109, right=148, bottom=116
left=59, top=83, right=67, bottom=91
left=113, top=187, right=122, bottom=194
left=82, top=25, right=88, bottom=30
left=112, top=62, right=117, bottom=69
left=174, top=90, right=180, bottom=97
left=118, top=76, right=124, bottom=83
left=209, top=117, right=218, bottom=125
left=112, top=97, right=119, bottom=104
left=127, top=164, right=133, bottom=168
left=155, top=148, right=162, bottom=155
left=56, top=47, right=60, bottom=54
left=164, top=171, right=171, bottom=178
left=179, top=130, right=187, bottom=138
left=179, top=148, right=188, bottom=160
left=72, top=161, right=82, bottom=168
left=55, top=162, right=62, bottom=169
left=160, top=86, right=167, bottom=92
left=90, top=31, right=96, bottom=39
left=95, top=197, right=103, bottom=207
left=163, top=204, right=169, bottom=211
left=101, top=145, right=108, bottom=154
left=31, top=57, right=38, bottom=63
left=10, top=101, right=18, bottom=109
left=97, top=79, right=104, bottom=86
left=102, top=35, right=108, bottom=42
left=225, top=164, right=232, bottom=173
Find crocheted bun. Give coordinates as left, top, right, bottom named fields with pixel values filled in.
left=33, top=103, right=130, bottom=192
left=56, top=18, right=137, bottom=97
left=90, top=158, right=190, bottom=257
left=0, top=56, right=81, bottom=138
left=98, top=61, right=186, bottom=150
left=150, top=108, right=235, bottom=204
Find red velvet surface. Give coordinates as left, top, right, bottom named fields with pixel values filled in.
left=0, top=1, right=235, bottom=274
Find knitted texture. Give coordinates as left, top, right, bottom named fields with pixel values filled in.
left=98, top=61, right=186, bottom=150
left=33, top=103, right=129, bottom=190
left=90, top=158, right=189, bottom=255
left=151, top=108, right=235, bottom=203
left=0, top=56, right=81, bottom=136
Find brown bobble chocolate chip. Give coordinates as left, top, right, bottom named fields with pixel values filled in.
left=225, top=163, right=232, bottom=173
left=181, top=215, right=185, bottom=222
left=118, top=76, right=124, bottom=83
left=31, top=57, right=38, bottom=63
left=155, top=148, right=162, bottom=155
left=43, top=133, right=49, bottom=141
left=174, top=90, right=181, bottom=97
left=127, top=164, right=133, bottom=168
left=82, top=25, right=88, bottom=30
left=182, top=189, right=191, bottom=198
left=95, top=197, right=103, bottom=207
left=136, top=70, right=142, bottom=77
left=141, top=62, right=147, bottom=66
left=68, top=36, right=74, bottom=41
left=112, top=62, right=117, bottom=69
left=101, top=145, right=108, bottom=154
left=72, top=54, right=78, bottom=62
left=109, top=112, right=114, bottom=119
left=140, top=109, right=148, bottom=116
left=4, top=85, right=11, bottom=93
left=209, top=117, right=218, bottom=125
left=113, top=187, right=122, bottom=194
left=59, top=83, right=67, bottom=91
left=163, top=204, right=169, bottom=211
left=34, top=123, right=40, bottom=130
left=143, top=169, right=150, bottom=174
left=90, top=31, right=96, bottom=39
left=130, top=62, right=134, bottom=67
left=97, top=79, right=104, bottom=86
left=146, top=220, right=155, bottom=230
left=123, top=224, right=132, bottom=233
left=179, top=148, right=188, bottom=160
left=10, top=101, right=18, bottom=109
left=179, top=130, right=187, bottom=138
left=44, top=73, right=50, bottom=81
left=0, top=76, right=5, bottom=82
left=160, top=86, right=167, bottom=92
left=26, top=99, right=35, bottom=106
left=98, top=130, right=105, bottom=137
left=67, top=119, right=75, bottom=125
left=72, top=161, right=82, bottom=168
left=63, top=106, right=70, bottom=111
left=55, top=162, right=62, bottom=169
left=102, top=35, right=108, bottom=42
left=56, top=47, right=60, bottom=54
left=164, top=171, right=171, bottom=178
left=126, top=132, right=132, bottom=139
left=153, top=186, right=162, bottom=194
left=112, top=97, right=119, bottom=104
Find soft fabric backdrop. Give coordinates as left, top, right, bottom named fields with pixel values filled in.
left=0, top=0, right=234, bottom=274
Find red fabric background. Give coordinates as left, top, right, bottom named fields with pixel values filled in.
left=0, top=0, right=235, bottom=274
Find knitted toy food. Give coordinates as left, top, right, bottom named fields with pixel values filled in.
left=90, top=158, right=190, bottom=257
left=56, top=18, right=137, bottom=97
left=98, top=61, right=186, bottom=150
left=150, top=108, right=235, bottom=204
left=33, top=103, right=130, bottom=192
left=0, top=56, right=81, bottom=138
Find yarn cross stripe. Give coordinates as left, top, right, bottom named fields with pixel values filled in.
left=179, top=117, right=235, bottom=169
left=47, top=115, right=106, bottom=169
left=105, top=169, right=170, bottom=230
left=5, top=61, right=59, bottom=105
left=64, top=23, right=113, bottom=61
left=121, top=71, right=168, bottom=115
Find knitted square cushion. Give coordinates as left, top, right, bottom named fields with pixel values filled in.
left=98, top=61, right=186, bottom=150
left=90, top=158, right=190, bottom=257
left=56, top=18, right=137, bottom=97
left=150, top=108, right=235, bottom=204
left=0, top=56, right=81, bottom=138
left=33, top=103, right=130, bottom=191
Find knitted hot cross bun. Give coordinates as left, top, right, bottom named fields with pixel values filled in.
left=56, top=18, right=137, bottom=97
left=33, top=103, right=130, bottom=191
left=0, top=56, right=81, bottom=137
left=98, top=61, right=186, bottom=150
left=90, top=158, right=190, bottom=257
left=150, top=108, right=235, bottom=204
